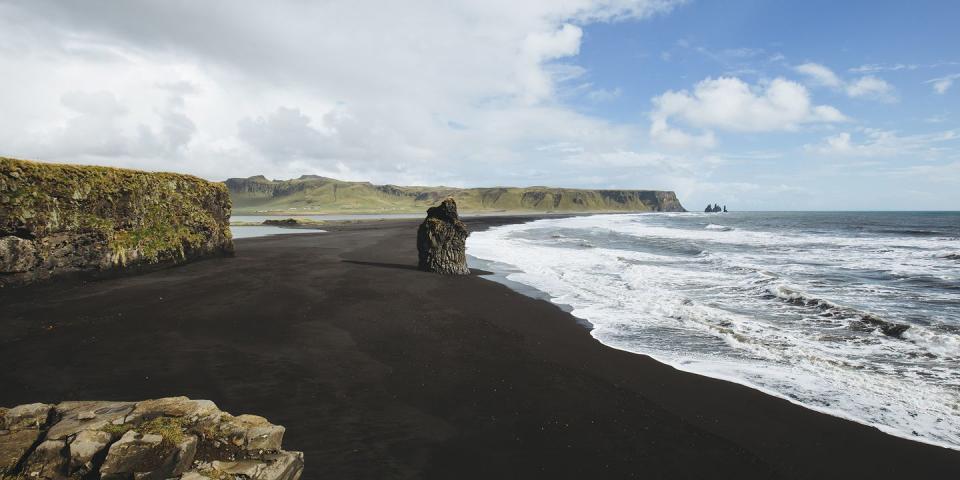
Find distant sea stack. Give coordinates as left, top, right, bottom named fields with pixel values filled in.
left=417, top=197, right=470, bottom=275
left=224, top=175, right=686, bottom=214
left=704, top=203, right=726, bottom=213
left=0, top=157, right=233, bottom=287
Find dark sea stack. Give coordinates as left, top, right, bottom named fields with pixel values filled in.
left=0, top=397, right=303, bottom=480
left=0, top=157, right=234, bottom=287
left=417, top=197, right=470, bottom=275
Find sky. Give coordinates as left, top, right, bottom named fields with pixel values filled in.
left=0, top=0, right=958, bottom=210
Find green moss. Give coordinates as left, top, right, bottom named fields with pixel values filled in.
left=194, top=467, right=230, bottom=479
left=139, top=416, right=187, bottom=445
left=100, top=421, right=135, bottom=437
left=100, top=416, right=187, bottom=445
left=1, top=157, right=233, bottom=273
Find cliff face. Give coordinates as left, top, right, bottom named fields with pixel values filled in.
left=0, top=157, right=233, bottom=287
left=225, top=175, right=686, bottom=214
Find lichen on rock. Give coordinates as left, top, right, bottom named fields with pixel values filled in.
left=0, top=396, right=302, bottom=480
left=0, top=157, right=234, bottom=287
left=416, top=197, right=470, bottom=275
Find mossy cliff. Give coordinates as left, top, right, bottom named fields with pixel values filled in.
left=0, top=157, right=233, bottom=287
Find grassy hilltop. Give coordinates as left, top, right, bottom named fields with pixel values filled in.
left=225, top=175, right=686, bottom=215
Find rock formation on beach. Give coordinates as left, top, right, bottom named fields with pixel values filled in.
left=0, top=157, right=234, bottom=287
left=260, top=218, right=325, bottom=228
left=0, top=397, right=303, bottom=480
left=225, top=174, right=687, bottom=214
left=262, top=218, right=301, bottom=227
left=417, top=197, right=470, bottom=275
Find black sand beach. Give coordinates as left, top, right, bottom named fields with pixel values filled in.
left=1, top=217, right=958, bottom=479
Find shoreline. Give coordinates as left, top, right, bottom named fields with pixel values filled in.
left=1, top=216, right=958, bottom=478
left=468, top=218, right=959, bottom=453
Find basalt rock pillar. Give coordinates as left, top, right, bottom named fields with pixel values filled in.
left=417, top=197, right=470, bottom=275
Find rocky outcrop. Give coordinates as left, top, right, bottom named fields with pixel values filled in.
left=417, top=198, right=470, bottom=275
left=260, top=218, right=324, bottom=228
left=0, top=397, right=302, bottom=480
left=0, top=157, right=234, bottom=287
left=262, top=219, right=301, bottom=227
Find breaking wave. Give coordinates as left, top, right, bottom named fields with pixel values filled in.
left=468, top=212, right=960, bottom=450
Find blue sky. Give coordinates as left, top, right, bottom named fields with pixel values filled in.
left=559, top=0, right=960, bottom=210
left=0, top=0, right=957, bottom=210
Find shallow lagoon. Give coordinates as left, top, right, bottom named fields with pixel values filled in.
left=230, top=225, right=326, bottom=239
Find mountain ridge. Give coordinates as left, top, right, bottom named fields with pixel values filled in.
left=225, top=175, right=686, bottom=214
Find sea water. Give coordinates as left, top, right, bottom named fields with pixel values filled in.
left=468, top=212, right=960, bottom=449
left=229, top=225, right=326, bottom=239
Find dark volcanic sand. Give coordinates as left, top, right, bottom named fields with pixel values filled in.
left=1, top=217, right=958, bottom=479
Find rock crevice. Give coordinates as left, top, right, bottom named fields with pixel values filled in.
left=0, top=397, right=302, bottom=480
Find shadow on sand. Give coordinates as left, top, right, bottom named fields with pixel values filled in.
left=341, top=260, right=421, bottom=271
left=341, top=260, right=491, bottom=276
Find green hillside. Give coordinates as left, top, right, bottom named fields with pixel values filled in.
left=225, top=175, right=686, bottom=214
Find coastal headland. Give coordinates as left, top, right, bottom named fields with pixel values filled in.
left=1, top=217, right=958, bottom=479
left=225, top=174, right=686, bottom=215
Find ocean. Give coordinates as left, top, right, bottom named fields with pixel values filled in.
left=467, top=211, right=960, bottom=450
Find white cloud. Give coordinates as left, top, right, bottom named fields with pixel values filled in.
left=0, top=0, right=686, bottom=184
left=794, top=62, right=896, bottom=101
left=649, top=76, right=846, bottom=145
left=850, top=61, right=959, bottom=73
left=887, top=161, right=960, bottom=183
left=845, top=75, right=896, bottom=102
left=850, top=63, right=919, bottom=73
left=794, top=62, right=842, bottom=87
left=720, top=47, right=764, bottom=58
left=805, top=128, right=959, bottom=157
left=932, top=78, right=953, bottom=94
left=649, top=117, right=717, bottom=149
left=925, top=74, right=960, bottom=94
left=518, top=23, right=584, bottom=104
left=585, top=87, right=623, bottom=102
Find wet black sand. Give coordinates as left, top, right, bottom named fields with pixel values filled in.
left=1, top=217, right=958, bottom=479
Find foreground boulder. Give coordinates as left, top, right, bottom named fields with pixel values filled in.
left=0, top=157, right=234, bottom=287
left=0, top=397, right=302, bottom=480
left=416, top=197, right=470, bottom=275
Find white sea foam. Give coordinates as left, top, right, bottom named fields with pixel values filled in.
left=705, top=223, right=733, bottom=231
left=468, top=213, right=960, bottom=450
